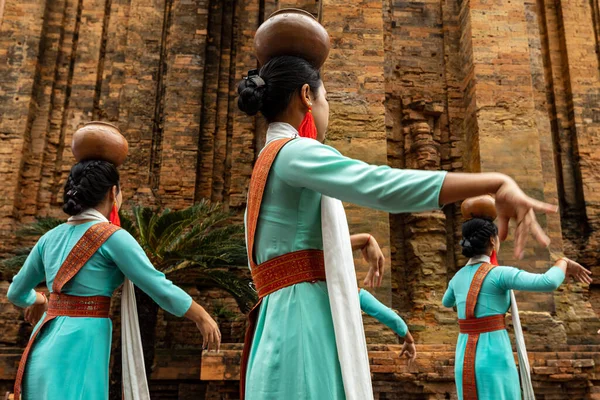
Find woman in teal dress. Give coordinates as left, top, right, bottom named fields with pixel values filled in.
left=442, top=217, right=592, bottom=399
left=7, top=160, right=221, bottom=399
left=237, top=55, right=561, bottom=399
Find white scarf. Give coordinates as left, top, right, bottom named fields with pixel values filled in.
left=68, top=209, right=150, bottom=400
left=263, top=123, right=373, bottom=400
left=466, top=254, right=534, bottom=400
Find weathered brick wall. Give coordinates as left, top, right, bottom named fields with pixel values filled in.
left=198, top=344, right=600, bottom=400
left=1, top=0, right=600, bottom=397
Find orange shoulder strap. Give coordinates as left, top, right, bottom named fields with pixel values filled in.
left=464, top=262, right=495, bottom=319
left=52, top=222, right=121, bottom=293
left=245, top=138, right=293, bottom=268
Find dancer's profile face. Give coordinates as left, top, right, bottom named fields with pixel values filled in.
left=311, top=82, right=329, bottom=142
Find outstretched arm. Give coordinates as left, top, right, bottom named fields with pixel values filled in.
left=359, top=289, right=416, bottom=365
left=495, top=257, right=591, bottom=292
left=359, top=289, right=408, bottom=337
left=103, top=230, right=221, bottom=351
left=277, top=140, right=558, bottom=259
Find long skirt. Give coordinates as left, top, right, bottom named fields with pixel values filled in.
left=245, top=281, right=345, bottom=399
left=454, top=330, right=521, bottom=400
left=23, top=314, right=112, bottom=400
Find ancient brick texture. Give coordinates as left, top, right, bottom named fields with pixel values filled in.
left=1, top=0, right=600, bottom=397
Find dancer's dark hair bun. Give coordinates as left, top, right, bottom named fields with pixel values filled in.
left=62, top=160, right=120, bottom=216
left=236, top=56, right=321, bottom=121
left=460, top=218, right=498, bottom=258
left=237, top=76, right=266, bottom=116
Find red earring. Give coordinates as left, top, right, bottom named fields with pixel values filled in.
left=109, top=202, right=121, bottom=227
left=298, top=107, right=318, bottom=140
left=490, top=250, right=499, bottom=266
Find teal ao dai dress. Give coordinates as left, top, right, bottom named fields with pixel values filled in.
left=8, top=221, right=192, bottom=400
left=244, top=123, right=447, bottom=399
left=442, top=261, right=565, bottom=400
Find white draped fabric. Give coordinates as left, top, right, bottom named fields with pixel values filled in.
left=265, top=124, right=374, bottom=400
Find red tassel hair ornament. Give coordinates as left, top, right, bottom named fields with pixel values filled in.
left=109, top=202, right=121, bottom=227
left=298, top=108, right=318, bottom=140
left=490, top=250, right=499, bottom=266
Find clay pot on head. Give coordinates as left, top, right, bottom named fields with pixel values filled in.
left=461, top=195, right=497, bottom=221
left=254, top=8, right=330, bottom=69
left=71, top=121, right=129, bottom=167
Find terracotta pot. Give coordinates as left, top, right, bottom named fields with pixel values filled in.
left=71, top=121, right=129, bottom=167
left=254, top=8, right=330, bottom=68
left=461, top=195, right=497, bottom=220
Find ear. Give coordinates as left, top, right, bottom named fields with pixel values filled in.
left=111, top=185, right=118, bottom=202
left=300, top=84, right=312, bottom=109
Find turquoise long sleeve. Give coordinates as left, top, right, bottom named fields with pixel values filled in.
left=274, top=138, right=447, bottom=214
left=493, top=265, right=565, bottom=292
left=100, top=229, right=192, bottom=317
left=7, top=240, right=45, bottom=308
left=442, top=285, right=456, bottom=308
left=359, top=289, right=408, bottom=337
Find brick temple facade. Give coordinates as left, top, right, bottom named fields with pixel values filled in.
left=1, top=0, right=600, bottom=398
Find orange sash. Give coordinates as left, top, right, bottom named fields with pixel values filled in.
left=459, top=262, right=506, bottom=400
left=239, top=139, right=326, bottom=399
left=13, top=222, right=120, bottom=399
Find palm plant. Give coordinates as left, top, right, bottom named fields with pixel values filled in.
left=129, top=200, right=255, bottom=312
left=116, top=200, right=255, bottom=393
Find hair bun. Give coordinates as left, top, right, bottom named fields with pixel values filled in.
left=237, top=77, right=266, bottom=116
left=63, top=198, right=83, bottom=216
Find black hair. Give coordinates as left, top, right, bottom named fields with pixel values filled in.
left=460, top=218, right=499, bottom=258
left=237, top=55, right=322, bottom=121
left=63, top=160, right=120, bottom=216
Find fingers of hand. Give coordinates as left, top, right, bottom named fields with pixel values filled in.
left=363, top=269, right=374, bottom=287
left=202, top=327, right=208, bottom=350
left=513, top=212, right=532, bottom=259
left=528, top=198, right=559, bottom=214
left=497, top=216, right=510, bottom=242
left=377, top=256, right=385, bottom=287
left=528, top=212, right=550, bottom=248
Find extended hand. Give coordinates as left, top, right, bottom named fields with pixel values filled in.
left=399, top=341, right=417, bottom=367
left=563, top=258, right=593, bottom=285
left=361, top=236, right=385, bottom=288
left=196, top=312, right=221, bottom=352
left=495, top=178, right=557, bottom=259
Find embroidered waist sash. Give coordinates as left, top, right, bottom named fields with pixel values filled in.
left=240, top=249, right=326, bottom=398
left=459, top=314, right=506, bottom=334
left=47, top=293, right=111, bottom=318
left=251, top=249, right=326, bottom=298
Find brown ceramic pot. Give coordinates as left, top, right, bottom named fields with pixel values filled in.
left=461, top=195, right=497, bottom=221
left=254, top=8, right=330, bottom=68
left=71, top=121, right=129, bottom=167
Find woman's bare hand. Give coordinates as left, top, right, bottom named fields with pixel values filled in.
left=24, top=303, right=47, bottom=326
left=361, top=236, right=385, bottom=288
left=562, top=258, right=593, bottom=285
left=494, top=177, right=557, bottom=259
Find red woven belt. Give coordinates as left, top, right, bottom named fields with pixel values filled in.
left=47, top=293, right=111, bottom=318
left=251, top=249, right=326, bottom=298
left=459, top=314, right=506, bottom=334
